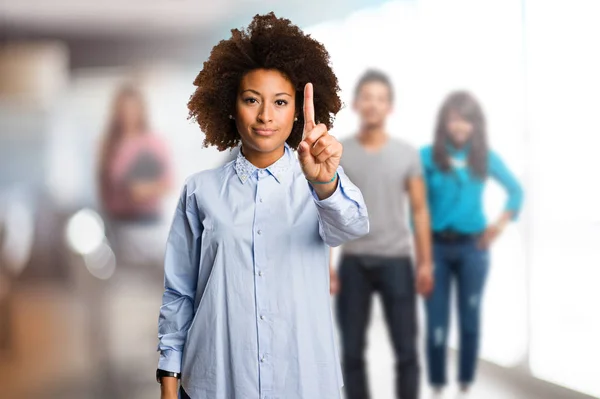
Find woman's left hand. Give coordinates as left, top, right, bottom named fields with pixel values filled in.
left=478, top=224, right=503, bottom=249
left=298, top=83, right=342, bottom=183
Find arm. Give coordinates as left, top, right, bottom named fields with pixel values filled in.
left=310, top=174, right=338, bottom=200
left=160, top=378, right=179, bottom=399
left=309, top=167, right=369, bottom=247
left=407, top=176, right=434, bottom=296
left=479, top=152, right=524, bottom=248
left=491, top=151, right=524, bottom=219
left=298, top=83, right=369, bottom=247
left=329, top=247, right=340, bottom=295
left=157, top=183, right=202, bottom=380
left=407, top=147, right=434, bottom=296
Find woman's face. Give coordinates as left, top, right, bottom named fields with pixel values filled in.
left=445, top=110, right=474, bottom=146
left=235, top=69, right=297, bottom=155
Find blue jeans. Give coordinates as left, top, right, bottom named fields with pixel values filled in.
left=425, top=238, right=490, bottom=386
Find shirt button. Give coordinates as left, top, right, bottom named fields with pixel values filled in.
left=257, top=230, right=262, bottom=235
left=258, top=271, right=263, bottom=276
left=259, top=198, right=263, bottom=203
left=260, top=315, right=265, bottom=320
left=260, top=357, right=265, bottom=363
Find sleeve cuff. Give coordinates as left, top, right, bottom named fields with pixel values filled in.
left=157, top=349, right=183, bottom=373
left=408, top=169, right=423, bottom=178
left=309, top=176, right=345, bottom=209
left=310, top=170, right=363, bottom=210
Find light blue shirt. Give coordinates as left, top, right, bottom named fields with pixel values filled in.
left=157, top=144, right=369, bottom=399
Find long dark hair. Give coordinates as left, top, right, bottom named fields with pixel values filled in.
left=97, top=85, right=149, bottom=203
left=433, top=91, right=488, bottom=179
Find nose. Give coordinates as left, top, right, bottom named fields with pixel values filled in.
left=258, top=103, right=273, bottom=123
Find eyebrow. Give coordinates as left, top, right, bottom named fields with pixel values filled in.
left=241, top=89, right=293, bottom=97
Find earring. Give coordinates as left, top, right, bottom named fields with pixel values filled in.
left=294, top=117, right=298, bottom=122
left=228, top=115, right=233, bottom=120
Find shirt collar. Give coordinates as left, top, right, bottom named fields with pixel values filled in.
left=234, top=143, right=293, bottom=184
left=445, top=140, right=471, bottom=158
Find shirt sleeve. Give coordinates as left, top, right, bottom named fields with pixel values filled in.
left=407, top=145, right=423, bottom=178
left=157, top=182, right=202, bottom=372
left=420, top=146, right=433, bottom=203
left=309, top=166, right=369, bottom=247
left=489, top=151, right=524, bottom=220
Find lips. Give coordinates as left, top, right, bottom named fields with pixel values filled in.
left=252, top=128, right=277, bottom=137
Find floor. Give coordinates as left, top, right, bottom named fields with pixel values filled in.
left=0, top=266, right=596, bottom=399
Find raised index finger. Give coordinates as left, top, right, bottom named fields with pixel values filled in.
left=303, top=83, right=315, bottom=134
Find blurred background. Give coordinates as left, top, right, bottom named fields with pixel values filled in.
left=0, top=0, right=599, bottom=398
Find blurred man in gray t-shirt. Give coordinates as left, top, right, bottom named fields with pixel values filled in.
left=332, top=70, right=433, bottom=399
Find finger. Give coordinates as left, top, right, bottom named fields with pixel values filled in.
left=303, top=83, right=315, bottom=135
left=297, top=141, right=312, bottom=163
left=419, top=282, right=431, bottom=298
left=310, top=134, right=335, bottom=157
left=418, top=277, right=427, bottom=293
left=303, top=123, right=328, bottom=147
left=315, top=142, right=341, bottom=164
left=426, top=280, right=434, bottom=297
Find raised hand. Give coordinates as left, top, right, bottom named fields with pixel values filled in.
left=297, top=83, right=342, bottom=185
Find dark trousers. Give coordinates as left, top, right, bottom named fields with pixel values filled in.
left=336, top=255, right=419, bottom=399
left=180, top=386, right=191, bottom=399
left=425, top=238, right=490, bottom=386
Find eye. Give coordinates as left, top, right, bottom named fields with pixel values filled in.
left=275, top=99, right=288, bottom=106
left=244, top=98, right=258, bottom=104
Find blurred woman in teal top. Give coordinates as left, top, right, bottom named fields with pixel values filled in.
left=420, top=91, right=523, bottom=397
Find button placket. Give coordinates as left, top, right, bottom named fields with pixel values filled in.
left=253, top=176, right=273, bottom=394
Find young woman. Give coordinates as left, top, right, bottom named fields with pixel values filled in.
left=421, top=91, right=524, bottom=397
left=155, top=13, right=369, bottom=399
left=98, top=85, right=172, bottom=222
left=97, top=85, right=173, bottom=266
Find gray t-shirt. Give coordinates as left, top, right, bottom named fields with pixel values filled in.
left=340, top=136, right=422, bottom=257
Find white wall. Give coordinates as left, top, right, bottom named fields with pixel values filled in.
left=306, top=0, right=528, bottom=369
left=525, top=0, right=600, bottom=397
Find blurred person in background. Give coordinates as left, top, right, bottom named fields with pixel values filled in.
left=155, top=13, right=368, bottom=399
left=97, top=84, right=173, bottom=265
left=331, top=69, right=433, bottom=399
left=420, top=91, right=524, bottom=398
